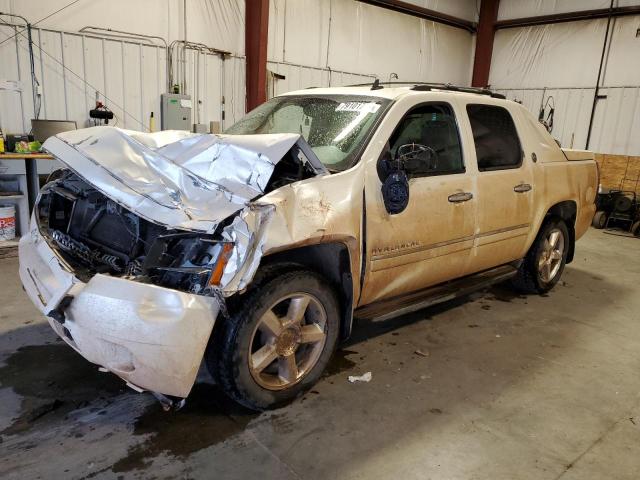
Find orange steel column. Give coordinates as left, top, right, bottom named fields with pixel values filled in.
left=471, top=0, right=500, bottom=88
left=245, top=0, right=270, bottom=112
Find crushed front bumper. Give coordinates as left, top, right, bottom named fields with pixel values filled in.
left=18, top=217, right=220, bottom=398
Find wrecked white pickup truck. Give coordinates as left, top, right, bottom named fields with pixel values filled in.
left=19, top=84, right=598, bottom=410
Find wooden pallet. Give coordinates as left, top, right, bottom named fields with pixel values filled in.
left=595, top=153, right=640, bottom=194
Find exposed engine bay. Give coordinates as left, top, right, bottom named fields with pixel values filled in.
left=39, top=171, right=213, bottom=293
left=32, top=129, right=327, bottom=300
left=38, top=163, right=310, bottom=296
left=38, top=151, right=320, bottom=295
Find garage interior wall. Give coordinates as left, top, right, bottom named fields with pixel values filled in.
left=0, top=0, right=245, bottom=139
left=266, top=0, right=477, bottom=95
left=3, top=0, right=637, bottom=159
left=489, top=0, right=640, bottom=156
left=0, top=0, right=479, bottom=143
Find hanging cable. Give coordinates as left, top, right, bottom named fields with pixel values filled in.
left=0, top=0, right=83, bottom=48
left=0, top=13, right=41, bottom=120
left=0, top=17, right=148, bottom=131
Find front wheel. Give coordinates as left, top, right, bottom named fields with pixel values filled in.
left=512, top=219, right=570, bottom=294
left=207, top=268, right=340, bottom=410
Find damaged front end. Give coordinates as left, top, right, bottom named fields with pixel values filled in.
left=18, top=126, right=326, bottom=401
left=37, top=171, right=240, bottom=303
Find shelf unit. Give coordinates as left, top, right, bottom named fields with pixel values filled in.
left=0, top=157, right=29, bottom=250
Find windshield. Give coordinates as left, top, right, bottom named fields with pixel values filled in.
left=225, top=94, right=390, bottom=171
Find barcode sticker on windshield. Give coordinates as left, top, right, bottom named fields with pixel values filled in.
left=336, top=102, right=381, bottom=113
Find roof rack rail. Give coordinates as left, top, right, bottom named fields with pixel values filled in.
left=410, top=83, right=507, bottom=99
left=345, top=81, right=506, bottom=99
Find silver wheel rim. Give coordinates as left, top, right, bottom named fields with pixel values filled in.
left=248, top=293, right=327, bottom=391
left=538, top=228, right=565, bottom=283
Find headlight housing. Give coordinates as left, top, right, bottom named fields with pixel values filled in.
left=142, top=233, right=234, bottom=294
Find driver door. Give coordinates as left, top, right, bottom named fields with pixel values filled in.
left=360, top=100, right=477, bottom=305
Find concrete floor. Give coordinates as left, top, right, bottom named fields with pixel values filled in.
left=1, top=228, right=639, bottom=480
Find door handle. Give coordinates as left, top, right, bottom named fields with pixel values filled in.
left=514, top=183, right=532, bottom=193
left=448, top=192, right=473, bottom=203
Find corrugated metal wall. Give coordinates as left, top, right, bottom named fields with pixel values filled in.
left=177, top=47, right=246, bottom=129
left=490, top=9, right=640, bottom=156
left=494, top=86, right=640, bottom=155
left=0, top=25, right=166, bottom=133
left=266, top=61, right=375, bottom=98
left=0, top=24, right=246, bottom=137
left=268, top=0, right=475, bottom=86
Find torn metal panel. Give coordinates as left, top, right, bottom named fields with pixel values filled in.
left=43, top=127, right=327, bottom=233
left=255, top=166, right=366, bottom=304
left=219, top=203, right=276, bottom=295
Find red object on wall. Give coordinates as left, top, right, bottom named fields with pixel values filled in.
left=245, top=0, right=270, bottom=112
left=472, top=0, right=500, bottom=88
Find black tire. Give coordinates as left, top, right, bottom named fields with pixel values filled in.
left=591, top=210, right=608, bottom=229
left=511, top=218, right=570, bottom=294
left=614, top=195, right=632, bottom=213
left=632, top=221, right=640, bottom=238
left=206, top=267, right=340, bottom=410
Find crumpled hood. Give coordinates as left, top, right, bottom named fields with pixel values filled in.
left=43, top=126, right=327, bottom=232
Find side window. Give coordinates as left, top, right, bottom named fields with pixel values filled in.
left=466, top=104, right=522, bottom=171
left=388, top=103, right=464, bottom=176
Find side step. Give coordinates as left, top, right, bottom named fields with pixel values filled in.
left=354, top=264, right=518, bottom=322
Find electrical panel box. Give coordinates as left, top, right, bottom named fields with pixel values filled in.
left=160, top=93, right=192, bottom=130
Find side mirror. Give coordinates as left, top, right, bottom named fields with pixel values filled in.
left=381, top=169, right=410, bottom=215
left=377, top=143, right=435, bottom=215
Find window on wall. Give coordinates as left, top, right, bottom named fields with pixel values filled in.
left=388, top=103, right=464, bottom=176
left=466, top=104, right=522, bottom=171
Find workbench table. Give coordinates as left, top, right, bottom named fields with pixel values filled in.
left=0, top=153, right=54, bottom=212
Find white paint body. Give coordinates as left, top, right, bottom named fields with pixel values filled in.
left=18, top=86, right=598, bottom=400
left=19, top=216, right=219, bottom=397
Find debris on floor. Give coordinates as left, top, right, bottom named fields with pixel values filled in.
left=414, top=349, right=429, bottom=357
left=348, top=372, right=372, bottom=383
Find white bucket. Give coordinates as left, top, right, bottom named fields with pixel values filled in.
left=0, top=204, right=16, bottom=241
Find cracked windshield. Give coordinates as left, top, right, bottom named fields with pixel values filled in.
left=225, top=95, right=390, bottom=171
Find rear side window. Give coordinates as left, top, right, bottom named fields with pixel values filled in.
left=466, top=104, right=522, bottom=171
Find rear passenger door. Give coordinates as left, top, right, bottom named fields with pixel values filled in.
left=462, top=102, right=534, bottom=273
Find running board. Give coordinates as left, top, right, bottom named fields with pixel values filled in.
left=354, top=264, right=518, bottom=322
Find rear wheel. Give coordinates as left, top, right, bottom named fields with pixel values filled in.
left=591, top=210, right=607, bottom=229
left=512, top=218, right=569, bottom=294
left=207, top=268, right=339, bottom=410
left=632, top=221, right=640, bottom=237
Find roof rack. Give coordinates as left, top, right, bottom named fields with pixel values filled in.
left=345, top=81, right=506, bottom=99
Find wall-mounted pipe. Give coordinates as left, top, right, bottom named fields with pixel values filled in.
left=0, top=12, right=40, bottom=119
left=80, top=26, right=170, bottom=92
left=79, top=26, right=167, bottom=47
left=168, top=40, right=231, bottom=94
left=585, top=0, right=615, bottom=150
